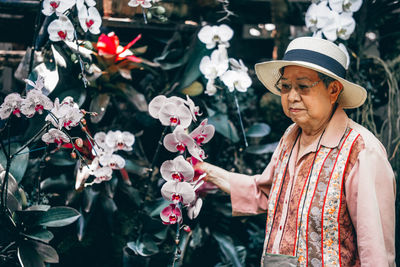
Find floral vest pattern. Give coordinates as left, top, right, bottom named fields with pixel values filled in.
left=262, top=127, right=361, bottom=267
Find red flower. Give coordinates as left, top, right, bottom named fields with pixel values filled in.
left=96, top=32, right=142, bottom=63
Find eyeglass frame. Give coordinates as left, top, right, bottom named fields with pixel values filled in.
left=274, top=76, right=323, bottom=95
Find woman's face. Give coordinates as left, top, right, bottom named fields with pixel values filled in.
left=280, top=66, right=341, bottom=134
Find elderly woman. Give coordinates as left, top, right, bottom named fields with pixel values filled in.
left=196, top=37, right=395, bottom=266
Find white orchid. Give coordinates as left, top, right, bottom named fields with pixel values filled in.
left=229, top=58, right=248, bottom=72
left=205, top=79, right=217, bottom=96
left=322, top=11, right=355, bottom=41
left=0, top=93, right=23, bottom=120
left=76, top=0, right=96, bottom=9
left=199, top=45, right=229, bottom=80
left=93, top=166, right=113, bottom=183
left=45, top=98, right=83, bottom=130
left=99, top=153, right=125, bottom=169
left=47, top=15, right=75, bottom=42
left=20, top=90, right=53, bottom=118
left=329, top=0, right=362, bottom=13
left=187, top=198, right=203, bottom=220
left=105, top=130, right=135, bottom=151
left=189, top=119, right=215, bottom=145
left=220, top=70, right=252, bottom=93
left=42, top=0, right=76, bottom=16
left=41, top=128, right=70, bottom=146
left=185, top=95, right=201, bottom=122
left=128, top=0, right=152, bottom=8
left=148, top=95, right=185, bottom=119
left=78, top=6, right=102, bottom=34
left=198, top=24, right=234, bottom=49
left=305, top=1, right=334, bottom=31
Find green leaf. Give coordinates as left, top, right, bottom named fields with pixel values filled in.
left=30, top=240, right=59, bottom=263
left=208, top=113, right=240, bottom=143
left=0, top=143, right=29, bottom=183
left=127, top=233, right=159, bottom=257
left=18, top=242, right=45, bottom=267
left=144, top=198, right=170, bottom=218
left=181, top=81, right=204, bottom=96
left=48, top=150, right=75, bottom=166
left=25, top=205, right=51, bottom=211
left=23, top=229, right=54, bottom=243
left=90, top=93, right=110, bottom=124
left=176, top=40, right=210, bottom=91
left=37, top=207, right=80, bottom=227
left=120, top=185, right=142, bottom=207
left=213, top=232, right=244, bottom=267
left=246, top=123, right=271, bottom=138
left=124, top=159, right=150, bottom=177
left=245, top=142, right=279, bottom=155
left=0, top=169, right=22, bottom=200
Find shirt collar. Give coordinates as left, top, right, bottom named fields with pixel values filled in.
left=283, top=107, right=349, bottom=152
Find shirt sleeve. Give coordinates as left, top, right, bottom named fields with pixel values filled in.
left=229, top=141, right=282, bottom=216
left=345, top=148, right=396, bottom=267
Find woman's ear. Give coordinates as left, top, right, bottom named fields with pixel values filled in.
left=328, top=81, right=343, bottom=104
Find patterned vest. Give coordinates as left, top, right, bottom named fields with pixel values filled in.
left=262, top=127, right=361, bottom=267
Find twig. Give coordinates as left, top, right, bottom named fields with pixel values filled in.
left=12, top=122, right=51, bottom=157
left=233, top=92, right=248, bottom=149
left=29, top=0, right=44, bottom=74
left=73, top=31, right=89, bottom=88
left=148, top=127, right=168, bottom=178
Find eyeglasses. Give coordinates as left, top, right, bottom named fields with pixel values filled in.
left=275, top=78, right=322, bottom=95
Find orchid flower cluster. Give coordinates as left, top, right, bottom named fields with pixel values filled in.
left=198, top=24, right=252, bottom=96
left=42, top=0, right=102, bottom=42
left=305, top=0, right=362, bottom=42
left=75, top=130, right=135, bottom=189
left=128, top=0, right=160, bottom=9
left=148, top=95, right=215, bottom=225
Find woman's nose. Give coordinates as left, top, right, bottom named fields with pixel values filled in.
left=287, top=87, right=301, bottom=102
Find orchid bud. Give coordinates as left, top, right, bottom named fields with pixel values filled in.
left=71, top=152, right=77, bottom=159
left=81, top=118, right=87, bottom=125
left=75, top=138, right=83, bottom=148
left=183, top=225, right=191, bottom=233
left=80, top=109, right=87, bottom=115
left=175, top=239, right=180, bottom=245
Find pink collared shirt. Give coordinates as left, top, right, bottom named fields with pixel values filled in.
left=229, top=108, right=396, bottom=266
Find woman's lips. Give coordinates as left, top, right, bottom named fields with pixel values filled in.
left=289, top=108, right=304, bottom=113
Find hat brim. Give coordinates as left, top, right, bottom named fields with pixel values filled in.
left=255, top=60, right=367, bottom=109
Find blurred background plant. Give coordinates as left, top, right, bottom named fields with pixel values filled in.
left=0, top=0, right=399, bottom=266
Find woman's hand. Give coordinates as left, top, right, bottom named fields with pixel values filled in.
left=193, top=161, right=231, bottom=194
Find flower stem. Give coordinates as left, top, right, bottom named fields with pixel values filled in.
left=73, top=31, right=89, bottom=88
left=142, top=9, right=148, bottom=24
left=233, top=92, right=248, bottom=148
left=12, top=122, right=51, bottom=157
left=29, top=0, right=43, bottom=74
left=148, top=127, right=168, bottom=177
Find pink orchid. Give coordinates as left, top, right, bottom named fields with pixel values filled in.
left=160, top=204, right=183, bottom=225
left=20, top=89, right=53, bottom=118
left=161, top=181, right=195, bottom=205
left=105, top=130, right=135, bottom=151
left=99, top=153, right=125, bottom=169
left=42, top=0, right=76, bottom=16
left=93, top=166, right=113, bottom=183
left=78, top=6, right=102, bottom=35
left=0, top=93, right=23, bottom=120
left=163, top=126, right=196, bottom=153
left=41, top=128, right=70, bottom=146
left=185, top=95, right=201, bottom=122
left=187, top=198, right=203, bottom=220
left=189, top=119, right=215, bottom=145
left=160, top=155, right=194, bottom=182
left=47, top=15, right=75, bottom=42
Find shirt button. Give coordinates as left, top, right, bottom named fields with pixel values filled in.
left=285, top=200, right=288, bottom=204
left=279, top=226, right=282, bottom=230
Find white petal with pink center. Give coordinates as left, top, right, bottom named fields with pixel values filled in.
left=41, top=128, right=70, bottom=146
left=0, top=93, right=23, bottom=120
left=48, top=15, right=75, bottom=42
left=99, top=153, right=125, bottom=169
left=76, top=0, right=96, bottom=9
left=160, top=204, right=183, bottom=225
left=198, top=24, right=234, bottom=49
left=184, top=95, right=201, bottom=122
left=160, top=155, right=194, bottom=182
left=187, top=198, right=203, bottom=220
left=190, top=119, right=215, bottom=145
left=20, top=89, right=53, bottom=118
left=329, top=0, right=362, bottom=13
left=161, top=181, right=195, bottom=205
left=42, top=0, right=76, bottom=16
left=105, top=130, right=135, bottom=151
left=187, top=143, right=206, bottom=161
left=78, top=6, right=102, bottom=34
left=220, top=70, right=252, bottom=93
left=45, top=98, right=83, bottom=130
left=128, top=0, right=152, bottom=8
left=158, top=102, right=192, bottom=128
left=93, top=166, right=113, bottom=183
left=163, top=126, right=196, bottom=154
left=94, top=132, right=111, bottom=151
left=148, top=95, right=167, bottom=119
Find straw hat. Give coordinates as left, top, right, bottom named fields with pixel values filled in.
left=255, top=37, right=366, bottom=109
